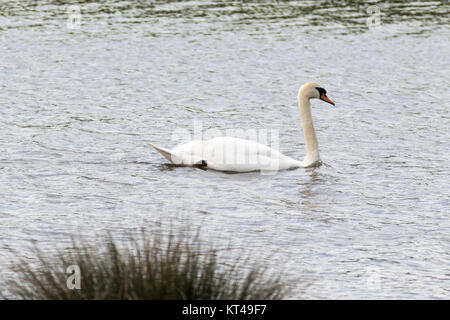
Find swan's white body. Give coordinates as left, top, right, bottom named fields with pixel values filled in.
left=150, top=82, right=334, bottom=172
left=150, top=136, right=304, bottom=172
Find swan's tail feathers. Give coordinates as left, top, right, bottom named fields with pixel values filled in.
left=149, top=143, right=182, bottom=164
left=149, top=143, right=207, bottom=166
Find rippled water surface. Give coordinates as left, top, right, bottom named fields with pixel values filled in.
left=0, top=0, right=449, bottom=299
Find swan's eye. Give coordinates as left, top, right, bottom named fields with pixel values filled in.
left=315, top=87, right=326, bottom=95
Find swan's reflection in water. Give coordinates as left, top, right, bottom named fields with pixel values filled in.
left=296, top=167, right=324, bottom=209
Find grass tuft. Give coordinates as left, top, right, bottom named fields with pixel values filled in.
left=4, top=228, right=286, bottom=300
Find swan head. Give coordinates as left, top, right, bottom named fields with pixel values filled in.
left=299, top=82, right=335, bottom=106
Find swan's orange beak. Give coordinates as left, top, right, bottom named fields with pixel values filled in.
left=320, top=93, right=335, bottom=106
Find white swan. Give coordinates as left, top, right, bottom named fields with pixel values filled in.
left=150, top=82, right=335, bottom=172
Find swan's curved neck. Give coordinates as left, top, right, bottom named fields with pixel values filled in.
left=298, top=94, right=320, bottom=166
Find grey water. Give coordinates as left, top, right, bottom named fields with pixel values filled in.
left=0, top=0, right=449, bottom=299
